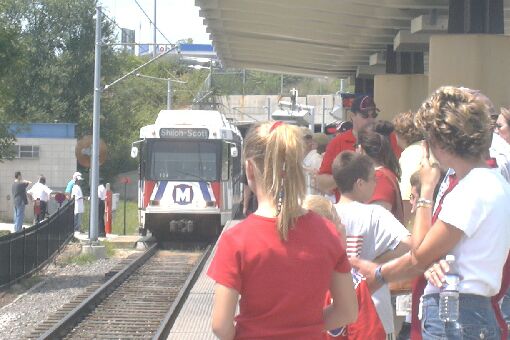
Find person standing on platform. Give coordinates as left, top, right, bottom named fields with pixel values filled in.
left=350, top=87, right=510, bottom=339
left=65, top=171, right=82, bottom=199
left=316, top=95, right=401, bottom=201
left=71, top=175, right=84, bottom=233
left=208, top=121, right=357, bottom=340
left=98, top=180, right=106, bottom=237
left=27, top=175, right=53, bottom=223
left=12, top=171, right=32, bottom=233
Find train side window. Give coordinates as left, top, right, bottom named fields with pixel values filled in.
left=222, top=142, right=229, bottom=181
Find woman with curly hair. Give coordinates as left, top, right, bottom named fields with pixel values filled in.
left=350, top=86, right=510, bottom=339
left=393, top=111, right=425, bottom=224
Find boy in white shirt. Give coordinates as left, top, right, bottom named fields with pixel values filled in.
left=332, top=150, right=411, bottom=338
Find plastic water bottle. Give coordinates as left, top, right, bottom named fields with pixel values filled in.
left=439, top=254, right=460, bottom=322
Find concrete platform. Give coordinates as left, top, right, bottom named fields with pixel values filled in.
left=167, top=220, right=241, bottom=340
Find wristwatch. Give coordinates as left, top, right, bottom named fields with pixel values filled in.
left=375, top=265, right=386, bottom=285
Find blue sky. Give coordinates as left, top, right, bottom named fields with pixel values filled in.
left=99, top=0, right=211, bottom=45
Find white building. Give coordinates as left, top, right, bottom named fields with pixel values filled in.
left=0, top=123, right=77, bottom=223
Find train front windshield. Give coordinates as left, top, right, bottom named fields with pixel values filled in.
left=147, top=140, right=220, bottom=181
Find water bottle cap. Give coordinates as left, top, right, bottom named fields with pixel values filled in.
left=445, top=254, right=455, bottom=262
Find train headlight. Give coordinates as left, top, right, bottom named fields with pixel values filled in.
left=205, top=201, right=216, bottom=207
left=150, top=200, right=160, bottom=206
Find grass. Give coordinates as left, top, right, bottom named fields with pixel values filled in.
left=63, top=253, right=96, bottom=265
left=0, top=230, right=10, bottom=237
left=81, top=200, right=139, bottom=235
left=101, top=240, right=116, bottom=257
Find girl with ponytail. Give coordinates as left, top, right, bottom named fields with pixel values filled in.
left=208, top=121, right=357, bottom=340
left=357, top=122, right=405, bottom=223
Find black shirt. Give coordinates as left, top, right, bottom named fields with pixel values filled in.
left=12, top=182, right=29, bottom=205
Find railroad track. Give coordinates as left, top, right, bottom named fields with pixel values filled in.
left=29, top=243, right=212, bottom=340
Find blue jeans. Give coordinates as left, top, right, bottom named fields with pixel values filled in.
left=13, top=203, right=25, bottom=233
left=500, top=288, right=510, bottom=329
left=74, top=213, right=82, bottom=232
left=421, top=294, right=501, bottom=340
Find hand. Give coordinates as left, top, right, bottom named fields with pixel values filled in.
left=423, top=260, right=449, bottom=288
left=419, top=141, right=441, bottom=194
left=349, top=257, right=381, bottom=293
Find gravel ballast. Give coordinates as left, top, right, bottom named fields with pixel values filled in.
left=0, top=243, right=138, bottom=339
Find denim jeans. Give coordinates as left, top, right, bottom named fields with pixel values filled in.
left=421, top=294, right=501, bottom=340
left=13, top=203, right=25, bottom=233
left=500, top=288, right=510, bottom=329
left=74, top=213, right=82, bottom=232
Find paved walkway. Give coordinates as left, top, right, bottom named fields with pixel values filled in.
left=0, top=222, right=30, bottom=233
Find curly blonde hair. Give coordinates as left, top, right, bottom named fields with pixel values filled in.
left=243, top=122, right=306, bottom=240
left=393, top=111, right=423, bottom=145
left=414, top=86, right=492, bottom=159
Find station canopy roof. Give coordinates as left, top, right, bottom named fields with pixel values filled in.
left=196, top=0, right=510, bottom=78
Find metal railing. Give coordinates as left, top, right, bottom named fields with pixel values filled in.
left=0, top=200, right=75, bottom=288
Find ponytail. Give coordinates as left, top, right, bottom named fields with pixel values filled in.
left=358, top=124, right=401, bottom=180
left=243, top=122, right=306, bottom=240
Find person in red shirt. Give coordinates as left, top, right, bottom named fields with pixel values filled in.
left=317, top=95, right=401, bottom=200
left=208, top=121, right=358, bottom=340
left=357, top=123, right=404, bottom=223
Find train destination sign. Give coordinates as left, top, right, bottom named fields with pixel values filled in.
left=160, top=128, right=209, bottom=139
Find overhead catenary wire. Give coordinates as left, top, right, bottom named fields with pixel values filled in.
left=133, top=0, right=173, bottom=46
left=99, top=7, right=125, bottom=33
left=103, top=45, right=179, bottom=91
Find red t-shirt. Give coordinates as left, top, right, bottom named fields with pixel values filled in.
left=319, top=130, right=402, bottom=176
left=207, top=212, right=351, bottom=340
left=319, top=130, right=402, bottom=202
left=368, top=167, right=404, bottom=223
left=325, top=274, right=386, bottom=340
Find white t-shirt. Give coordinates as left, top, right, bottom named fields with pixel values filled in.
left=398, top=142, right=423, bottom=200
left=27, top=183, right=52, bottom=202
left=303, top=149, right=323, bottom=172
left=490, top=133, right=510, bottom=182
left=71, top=185, right=84, bottom=214
left=335, top=201, right=410, bottom=334
left=424, top=168, right=510, bottom=297
left=98, top=184, right=106, bottom=200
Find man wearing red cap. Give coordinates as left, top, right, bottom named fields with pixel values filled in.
left=316, top=95, right=401, bottom=201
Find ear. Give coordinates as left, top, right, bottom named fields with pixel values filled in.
left=245, top=159, right=255, bottom=181
left=354, top=178, right=364, bottom=190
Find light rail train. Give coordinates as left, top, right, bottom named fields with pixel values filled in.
left=131, top=110, right=242, bottom=240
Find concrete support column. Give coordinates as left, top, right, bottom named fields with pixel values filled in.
left=374, top=75, right=429, bottom=121
left=428, top=34, right=510, bottom=109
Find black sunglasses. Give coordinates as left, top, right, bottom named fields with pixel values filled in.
left=358, top=111, right=378, bottom=119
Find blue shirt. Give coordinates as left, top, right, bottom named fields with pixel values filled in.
left=65, top=179, right=75, bottom=193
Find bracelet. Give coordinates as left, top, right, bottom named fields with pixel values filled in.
left=374, top=265, right=386, bottom=284
left=416, top=198, right=433, bottom=205
left=416, top=202, right=433, bottom=209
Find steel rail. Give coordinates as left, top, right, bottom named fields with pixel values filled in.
left=152, top=243, right=214, bottom=339
left=37, top=243, right=158, bottom=339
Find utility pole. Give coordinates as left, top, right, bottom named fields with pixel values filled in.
left=153, top=0, right=157, bottom=57
left=90, top=6, right=102, bottom=242
left=136, top=73, right=186, bottom=110
left=167, top=80, right=172, bottom=110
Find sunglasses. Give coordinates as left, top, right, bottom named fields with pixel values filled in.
left=358, top=111, right=378, bottom=119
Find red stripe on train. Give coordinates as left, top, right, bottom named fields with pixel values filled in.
left=211, top=182, right=221, bottom=208
left=143, top=180, right=156, bottom=208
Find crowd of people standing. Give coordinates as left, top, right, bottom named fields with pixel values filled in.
left=208, top=86, right=510, bottom=340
